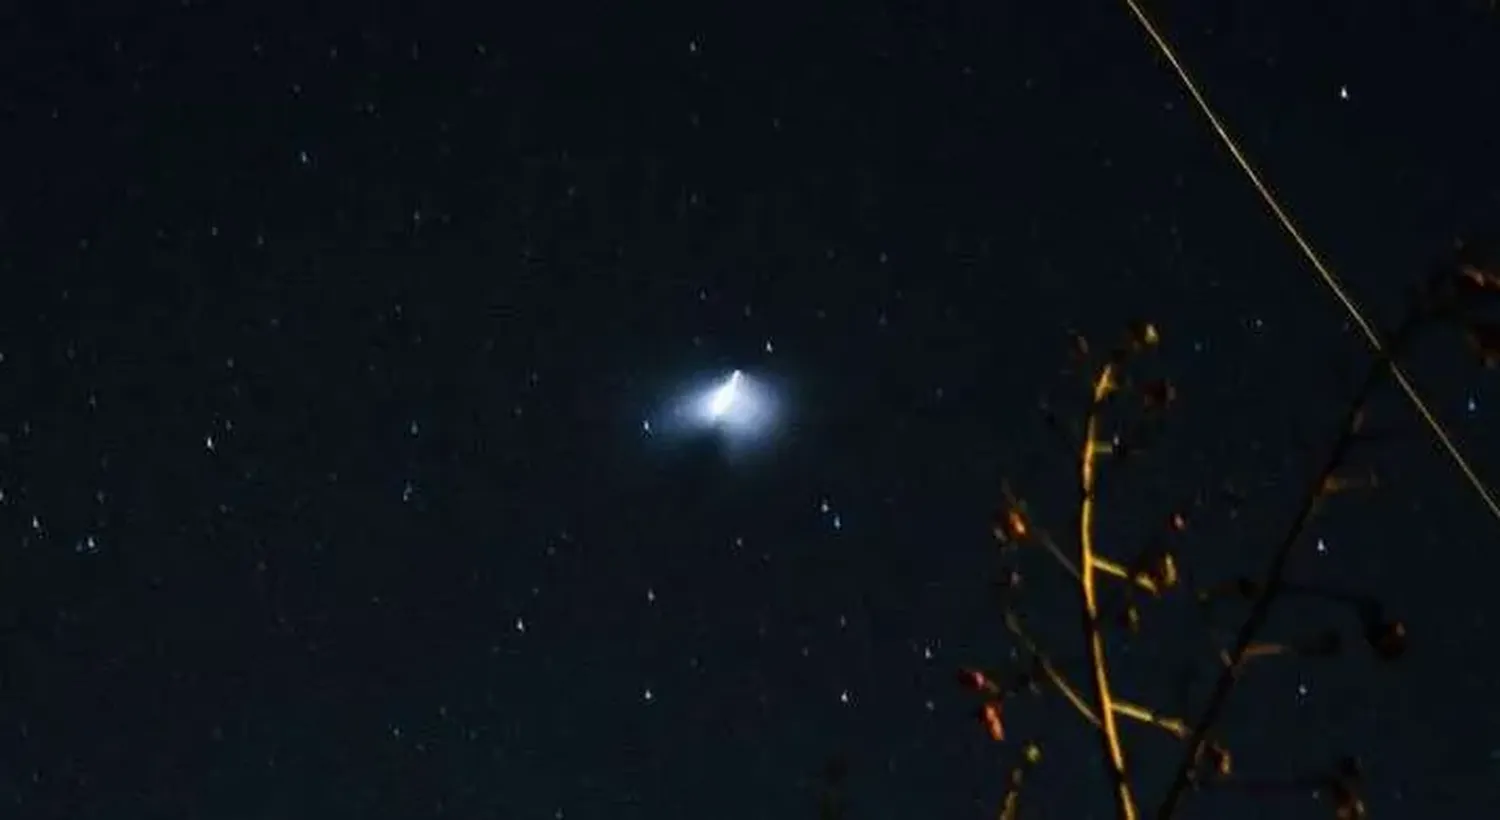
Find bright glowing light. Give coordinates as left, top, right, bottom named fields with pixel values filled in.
left=691, top=368, right=772, bottom=435
left=651, top=368, right=781, bottom=453
left=706, top=370, right=743, bottom=420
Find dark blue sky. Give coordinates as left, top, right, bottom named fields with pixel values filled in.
left=1, top=1, right=1498, bottom=818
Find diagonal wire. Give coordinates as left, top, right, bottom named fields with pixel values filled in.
left=1120, top=0, right=1500, bottom=527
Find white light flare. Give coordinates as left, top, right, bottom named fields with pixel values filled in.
left=691, top=368, right=774, bottom=435
left=706, top=369, right=744, bottom=421
left=653, top=368, right=781, bottom=452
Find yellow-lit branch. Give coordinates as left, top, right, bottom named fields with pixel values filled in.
left=1000, top=490, right=1168, bottom=597
left=1096, top=553, right=1178, bottom=596
left=1006, top=612, right=1189, bottom=741
left=1080, top=361, right=1139, bottom=820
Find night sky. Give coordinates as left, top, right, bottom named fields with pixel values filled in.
left=2, top=1, right=1499, bottom=818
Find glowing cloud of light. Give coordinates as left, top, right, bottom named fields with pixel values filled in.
left=649, top=368, right=782, bottom=453
left=704, top=369, right=745, bottom=422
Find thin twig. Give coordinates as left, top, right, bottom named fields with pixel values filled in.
left=1156, top=325, right=1415, bottom=817
left=1005, top=612, right=1190, bottom=740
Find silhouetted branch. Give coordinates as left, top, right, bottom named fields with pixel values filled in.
left=1156, top=310, right=1426, bottom=816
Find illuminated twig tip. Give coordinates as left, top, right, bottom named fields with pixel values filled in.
left=957, top=668, right=1000, bottom=696
left=997, top=742, right=1044, bottom=820
left=981, top=700, right=1006, bottom=741
left=1131, top=321, right=1161, bottom=349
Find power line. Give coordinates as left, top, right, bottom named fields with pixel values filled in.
left=1120, top=0, right=1500, bottom=527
